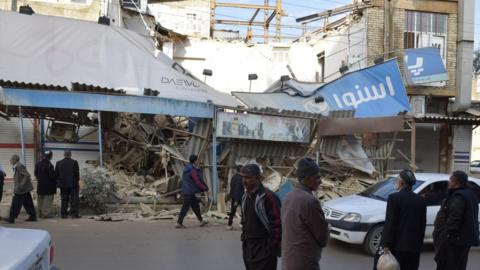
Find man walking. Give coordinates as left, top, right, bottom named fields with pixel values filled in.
left=7, top=155, right=37, bottom=223
left=35, top=150, right=56, bottom=218
left=282, top=158, right=329, bottom=270
left=227, top=165, right=244, bottom=230
left=240, top=164, right=281, bottom=270
left=176, top=155, right=208, bottom=228
left=55, top=150, right=80, bottom=219
left=433, top=171, right=479, bottom=270
left=381, top=169, right=427, bottom=270
left=0, top=165, right=5, bottom=204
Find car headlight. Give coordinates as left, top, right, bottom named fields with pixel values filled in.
left=342, top=213, right=361, bottom=222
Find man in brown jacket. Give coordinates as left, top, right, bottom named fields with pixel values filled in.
left=282, top=157, right=329, bottom=270
left=6, top=154, right=37, bottom=224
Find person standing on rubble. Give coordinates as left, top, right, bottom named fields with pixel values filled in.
left=35, top=150, right=56, bottom=218
left=176, top=154, right=209, bottom=228
left=240, top=164, right=282, bottom=270
left=55, top=150, right=80, bottom=219
left=281, top=157, right=329, bottom=270
left=227, top=165, right=244, bottom=230
left=6, top=154, right=37, bottom=223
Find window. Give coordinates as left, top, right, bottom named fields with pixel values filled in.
left=186, top=13, right=198, bottom=33
left=419, top=181, right=448, bottom=206
left=359, top=177, right=425, bottom=201
left=317, top=51, right=325, bottom=83
left=273, top=47, right=289, bottom=62
left=404, top=11, right=448, bottom=59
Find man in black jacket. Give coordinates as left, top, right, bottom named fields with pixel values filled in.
left=433, top=171, right=479, bottom=270
left=55, top=150, right=80, bottom=219
left=240, top=164, right=282, bottom=270
left=35, top=150, right=56, bottom=218
left=381, top=169, right=427, bottom=270
left=0, top=165, right=5, bottom=204
left=227, top=165, right=244, bottom=230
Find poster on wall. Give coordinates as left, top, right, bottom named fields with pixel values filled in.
left=216, top=112, right=311, bottom=143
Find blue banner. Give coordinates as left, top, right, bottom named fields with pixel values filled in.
left=403, top=47, right=448, bottom=85
left=316, top=59, right=411, bottom=118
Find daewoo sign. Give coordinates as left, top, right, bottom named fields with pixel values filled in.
left=161, top=77, right=201, bottom=88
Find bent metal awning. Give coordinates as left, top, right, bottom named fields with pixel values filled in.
left=0, top=87, right=214, bottom=119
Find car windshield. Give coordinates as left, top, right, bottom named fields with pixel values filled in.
left=359, top=177, right=425, bottom=201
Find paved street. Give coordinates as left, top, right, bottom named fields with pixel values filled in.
left=3, top=217, right=479, bottom=270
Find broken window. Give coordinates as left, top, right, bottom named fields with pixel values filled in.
left=404, top=11, right=448, bottom=59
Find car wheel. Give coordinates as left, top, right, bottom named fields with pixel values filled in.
left=363, top=224, right=383, bottom=256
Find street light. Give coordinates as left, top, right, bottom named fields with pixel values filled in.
left=248, top=73, right=258, bottom=92
left=280, top=75, right=290, bottom=91
left=203, top=69, right=213, bottom=83
left=339, top=65, right=349, bottom=75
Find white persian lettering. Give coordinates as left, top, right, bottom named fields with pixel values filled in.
left=332, top=76, right=396, bottom=109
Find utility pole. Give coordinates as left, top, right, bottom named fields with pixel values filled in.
left=11, top=0, right=17, bottom=11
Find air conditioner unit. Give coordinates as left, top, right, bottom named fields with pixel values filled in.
left=46, top=121, right=80, bottom=143
left=410, top=96, right=425, bottom=116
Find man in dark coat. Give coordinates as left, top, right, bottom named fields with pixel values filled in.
left=7, top=154, right=37, bottom=223
left=176, top=155, right=209, bottom=228
left=240, top=164, right=282, bottom=270
left=35, top=150, right=56, bottom=218
left=381, top=169, right=427, bottom=270
left=433, top=171, right=479, bottom=270
left=227, top=165, right=244, bottom=230
left=282, top=157, right=329, bottom=270
left=55, top=150, right=80, bottom=219
left=0, top=165, right=5, bottom=204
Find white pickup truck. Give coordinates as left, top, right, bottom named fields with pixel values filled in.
left=0, top=226, right=54, bottom=270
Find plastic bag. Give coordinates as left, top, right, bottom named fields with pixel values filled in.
left=376, top=252, right=400, bottom=270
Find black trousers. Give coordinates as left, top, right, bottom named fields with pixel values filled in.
left=177, top=194, right=202, bottom=225
left=60, top=187, right=79, bottom=217
left=391, top=250, right=420, bottom=270
left=242, top=239, right=278, bottom=270
left=436, top=244, right=470, bottom=270
left=228, top=199, right=240, bottom=226
left=0, top=185, right=3, bottom=204
left=9, top=192, right=37, bottom=220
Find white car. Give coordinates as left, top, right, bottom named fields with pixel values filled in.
left=323, top=173, right=480, bottom=255
left=0, top=226, right=55, bottom=269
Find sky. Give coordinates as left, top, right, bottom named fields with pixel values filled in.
left=214, top=0, right=480, bottom=48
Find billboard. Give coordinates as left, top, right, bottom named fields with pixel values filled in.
left=315, top=59, right=411, bottom=118
left=403, top=47, right=448, bottom=85
left=216, top=112, right=311, bottom=143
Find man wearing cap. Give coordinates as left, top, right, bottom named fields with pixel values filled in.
left=381, top=169, right=427, bottom=270
left=240, top=164, right=281, bottom=270
left=6, top=154, right=37, bottom=223
left=282, top=157, right=328, bottom=270
left=55, top=150, right=80, bottom=219
left=35, top=150, right=56, bottom=218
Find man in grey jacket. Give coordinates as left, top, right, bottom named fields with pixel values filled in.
left=6, top=155, right=37, bottom=223
left=282, top=157, right=329, bottom=270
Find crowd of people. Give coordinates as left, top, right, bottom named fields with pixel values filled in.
left=0, top=150, right=81, bottom=224
left=2, top=151, right=479, bottom=269
left=178, top=155, right=479, bottom=270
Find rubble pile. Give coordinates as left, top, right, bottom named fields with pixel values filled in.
left=102, top=113, right=195, bottom=196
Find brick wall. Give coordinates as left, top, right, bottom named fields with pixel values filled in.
left=366, top=6, right=458, bottom=97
